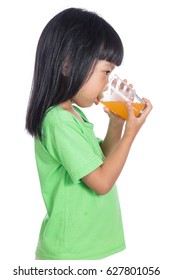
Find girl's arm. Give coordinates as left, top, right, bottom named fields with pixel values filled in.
left=82, top=99, right=152, bottom=195
left=100, top=107, right=125, bottom=157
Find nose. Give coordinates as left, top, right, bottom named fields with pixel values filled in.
left=98, top=79, right=109, bottom=101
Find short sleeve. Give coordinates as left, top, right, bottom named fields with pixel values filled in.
left=43, top=120, right=103, bottom=184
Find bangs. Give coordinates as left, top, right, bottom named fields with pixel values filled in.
left=98, top=41, right=124, bottom=66
left=96, top=23, right=124, bottom=66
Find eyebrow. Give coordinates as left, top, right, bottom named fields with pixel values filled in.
left=104, top=62, right=115, bottom=70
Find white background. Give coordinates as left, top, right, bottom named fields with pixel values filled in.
left=1, top=0, right=173, bottom=279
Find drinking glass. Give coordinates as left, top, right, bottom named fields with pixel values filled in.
left=100, top=74, right=145, bottom=119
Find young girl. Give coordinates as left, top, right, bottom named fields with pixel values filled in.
left=26, top=8, right=152, bottom=260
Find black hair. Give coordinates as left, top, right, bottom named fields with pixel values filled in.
left=25, top=7, right=124, bottom=140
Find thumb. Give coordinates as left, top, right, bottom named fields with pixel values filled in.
left=126, top=102, right=134, bottom=118
left=103, top=106, right=113, bottom=117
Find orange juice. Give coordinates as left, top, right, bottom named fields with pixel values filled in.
left=100, top=101, right=145, bottom=119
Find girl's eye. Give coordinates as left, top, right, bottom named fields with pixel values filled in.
left=105, top=71, right=111, bottom=76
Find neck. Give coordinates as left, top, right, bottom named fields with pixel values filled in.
left=58, top=101, right=83, bottom=121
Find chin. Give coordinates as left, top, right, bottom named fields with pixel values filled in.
left=77, top=102, right=94, bottom=108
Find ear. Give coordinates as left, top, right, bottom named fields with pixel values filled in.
left=61, top=57, right=70, bottom=76
left=62, top=64, right=69, bottom=76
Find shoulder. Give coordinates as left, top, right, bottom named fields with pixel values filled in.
left=42, top=106, right=88, bottom=132
left=73, top=106, right=89, bottom=122
left=44, top=106, right=74, bottom=125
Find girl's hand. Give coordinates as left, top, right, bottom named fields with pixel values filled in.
left=124, top=98, right=153, bottom=139
left=103, top=106, right=125, bottom=127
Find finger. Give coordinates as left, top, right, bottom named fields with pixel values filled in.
left=142, top=97, right=152, bottom=106
left=126, top=102, right=134, bottom=119
left=142, top=98, right=153, bottom=111
left=112, top=78, right=118, bottom=87
left=125, top=84, right=132, bottom=93
left=103, top=106, right=111, bottom=114
left=139, top=98, right=153, bottom=118
left=119, top=79, right=127, bottom=90
left=125, top=84, right=134, bottom=100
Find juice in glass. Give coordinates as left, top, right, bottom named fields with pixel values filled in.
left=100, top=100, right=145, bottom=120
left=100, top=74, right=145, bottom=119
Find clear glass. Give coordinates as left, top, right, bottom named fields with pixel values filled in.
left=100, top=74, right=145, bottom=119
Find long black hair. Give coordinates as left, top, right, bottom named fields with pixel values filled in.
left=26, top=7, right=124, bottom=140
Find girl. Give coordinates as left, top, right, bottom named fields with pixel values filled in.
left=26, top=7, right=152, bottom=260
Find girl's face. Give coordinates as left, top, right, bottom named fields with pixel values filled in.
left=72, top=60, right=115, bottom=107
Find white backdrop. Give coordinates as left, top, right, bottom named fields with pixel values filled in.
left=1, top=0, right=172, bottom=279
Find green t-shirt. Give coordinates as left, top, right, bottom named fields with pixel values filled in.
left=35, top=106, right=125, bottom=260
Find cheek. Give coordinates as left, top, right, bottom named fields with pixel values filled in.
left=77, top=76, right=106, bottom=100
left=94, top=79, right=107, bottom=94
left=88, top=77, right=103, bottom=92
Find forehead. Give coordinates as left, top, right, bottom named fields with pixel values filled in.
left=95, top=60, right=115, bottom=69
